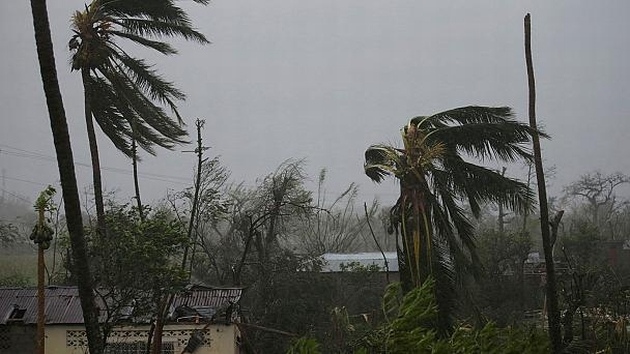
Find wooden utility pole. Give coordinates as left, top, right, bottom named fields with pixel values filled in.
left=132, top=128, right=144, bottom=220
left=152, top=119, right=207, bottom=354
left=524, top=13, right=562, bottom=353
left=182, top=119, right=208, bottom=271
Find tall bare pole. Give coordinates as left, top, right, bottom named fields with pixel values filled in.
left=152, top=119, right=207, bottom=354
left=132, top=133, right=143, bottom=220
left=182, top=119, right=208, bottom=270
left=524, top=13, right=562, bottom=353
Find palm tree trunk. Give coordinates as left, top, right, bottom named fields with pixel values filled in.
left=525, top=13, right=562, bottom=353
left=81, top=68, right=106, bottom=234
left=29, top=1, right=103, bottom=353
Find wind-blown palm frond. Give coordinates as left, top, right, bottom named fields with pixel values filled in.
left=108, top=30, right=178, bottom=55
left=70, top=0, right=208, bottom=156
left=112, top=18, right=208, bottom=43
left=70, top=0, right=208, bottom=235
left=365, top=105, right=543, bottom=333
left=364, top=145, right=405, bottom=183
left=109, top=51, right=185, bottom=118
left=98, top=63, right=187, bottom=147
left=431, top=243, right=456, bottom=334
left=444, top=160, right=535, bottom=216
left=88, top=75, right=134, bottom=155
left=415, top=106, right=546, bottom=162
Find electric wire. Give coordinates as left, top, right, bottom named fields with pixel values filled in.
left=0, top=143, right=191, bottom=185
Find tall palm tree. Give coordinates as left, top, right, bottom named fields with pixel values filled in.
left=364, top=106, right=540, bottom=331
left=29, top=0, right=103, bottom=352
left=69, top=0, right=209, bottom=231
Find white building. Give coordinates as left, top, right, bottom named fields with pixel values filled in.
left=320, top=252, right=398, bottom=272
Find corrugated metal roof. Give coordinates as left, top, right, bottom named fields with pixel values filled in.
left=0, top=286, right=86, bottom=325
left=171, top=287, right=243, bottom=309
left=0, top=286, right=243, bottom=325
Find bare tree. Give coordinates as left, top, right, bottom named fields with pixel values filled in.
left=563, top=171, right=630, bottom=237
left=297, top=169, right=379, bottom=255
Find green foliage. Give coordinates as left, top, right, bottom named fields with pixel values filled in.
left=30, top=186, right=56, bottom=249
left=0, top=252, right=53, bottom=287
left=286, top=337, right=322, bottom=354
left=241, top=252, right=336, bottom=353
left=183, top=161, right=391, bottom=353
left=561, top=220, right=603, bottom=267
left=364, top=106, right=538, bottom=328
left=233, top=251, right=388, bottom=353
left=447, top=322, right=550, bottom=354
left=0, top=223, right=20, bottom=245
left=474, top=229, right=536, bottom=325
left=97, top=204, right=187, bottom=283
left=355, top=278, right=550, bottom=354
left=339, top=261, right=382, bottom=273
left=477, top=229, right=531, bottom=277
left=384, top=279, right=439, bottom=353
left=0, top=273, right=32, bottom=287
left=78, top=204, right=188, bottom=324
left=33, top=185, right=56, bottom=212
left=69, top=0, right=210, bottom=158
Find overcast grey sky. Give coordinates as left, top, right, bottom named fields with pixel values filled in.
left=1, top=1, right=629, bottom=207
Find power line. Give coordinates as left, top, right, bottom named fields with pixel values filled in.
left=0, top=144, right=400, bottom=199
left=0, top=188, right=32, bottom=204
left=0, top=143, right=191, bottom=185
left=3, top=176, right=50, bottom=187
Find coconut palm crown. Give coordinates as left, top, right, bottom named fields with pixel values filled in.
left=365, top=106, right=542, bottom=331
left=69, top=0, right=209, bottom=230
left=70, top=0, right=209, bottom=157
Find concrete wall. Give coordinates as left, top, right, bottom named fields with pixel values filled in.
left=0, top=324, right=36, bottom=354
left=45, top=323, right=240, bottom=354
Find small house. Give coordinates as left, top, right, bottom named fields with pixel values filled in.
left=0, top=285, right=244, bottom=354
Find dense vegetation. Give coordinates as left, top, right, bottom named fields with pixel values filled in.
left=3, top=164, right=630, bottom=352
left=18, top=1, right=630, bottom=353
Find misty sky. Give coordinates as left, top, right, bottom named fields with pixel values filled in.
left=1, top=1, right=629, bottom=208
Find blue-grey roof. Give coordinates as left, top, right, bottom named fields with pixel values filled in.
left=320, top=252, right=398, bottom=272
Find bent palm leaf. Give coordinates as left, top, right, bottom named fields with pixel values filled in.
left=364, top=106, right=540, bottom=332
left=70, top=0, right=209, bottom=228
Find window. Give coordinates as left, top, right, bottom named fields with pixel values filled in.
left=7, top=306, right=26, bottom=322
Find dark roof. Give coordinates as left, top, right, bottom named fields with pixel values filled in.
left=0, top=285, right=243, bottom=325
left=172, top=285, right=242, bottom=309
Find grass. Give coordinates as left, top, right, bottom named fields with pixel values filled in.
left=0, top=248, right=63, bottom=286
left=0, top=253, right=37, bottom=286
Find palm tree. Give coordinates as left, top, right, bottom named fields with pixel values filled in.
left=364, top=106, right=540, bottom=331
left=69, top=0, right=209, bottom=231
left=29, top=0, right=103, bottom=352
